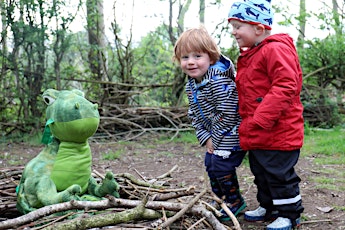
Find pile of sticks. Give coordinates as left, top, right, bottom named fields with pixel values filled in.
left=96, top=105, right=193, bottom=141
left=0, top=166, right=23, bottom=219
left=0, top=166, right=241, bottom=230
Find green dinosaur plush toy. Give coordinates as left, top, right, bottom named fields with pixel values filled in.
left=16, top=89, right=120, bottom=214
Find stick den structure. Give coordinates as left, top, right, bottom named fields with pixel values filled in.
left=0, top=166, right=241, bottom=230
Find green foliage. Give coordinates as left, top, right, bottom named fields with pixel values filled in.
left=302, top=128, right=345, bottom=158
left=23, top=133, right=44, bottom=146
left=302, top=128, right=345, bottom=192
left=299, top=35, right=345, bottom=86
left=221, top=39, right=240, bottom=65
left=169, top=131, right=198, bottom=144
left=311, top=167, right=345, bottom=192
left=102, top=149, right=123, bottom=160
left=2, top=0, right=345, bottom=143
left=131, top=26, right=176, bottom=106
left=299, top=34, right=345, bottom=128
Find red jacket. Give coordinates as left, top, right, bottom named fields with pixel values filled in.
left=235, top=33, right=304, bottom=151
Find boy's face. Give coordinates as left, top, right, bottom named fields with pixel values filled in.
left=180, top=51, right=211, bottom=82
left=229, top=20, right=258, bottom=49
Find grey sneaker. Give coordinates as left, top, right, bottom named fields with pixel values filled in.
left=266, top=217, right=301, bottom=230
left=244, top=206, right=279, bottom=222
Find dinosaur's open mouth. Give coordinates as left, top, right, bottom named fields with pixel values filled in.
left=50, top=117, right=100, bottom=142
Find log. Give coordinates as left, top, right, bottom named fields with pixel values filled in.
left=0, top=196, right=227, bottom=230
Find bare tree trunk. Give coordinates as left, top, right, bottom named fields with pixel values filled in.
left=108, top=1, right=135, bottom=105
left=177, top=0, right=192, bottom=33
left=169, top=0, right=192, bottom=106
left=296, top=0, right=306, bottom=49
left=0, top=0, right=7, bottom=64
left=29, top=0, right=45, bottom=120
left=0, top=0, right=7, bottom=97
left=199, top=0, right=205, bottom=24
left=10, top=1, right=28, bottom=121
left=168, top=0, right=175, bottom=45
left=331, top=0, right=341, bottom=35
left=86, top=0, right=107, bottom=82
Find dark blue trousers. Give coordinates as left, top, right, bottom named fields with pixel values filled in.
left=205, top=151, right=246, bottom=205
left=205, top=151, right=246, bottom=178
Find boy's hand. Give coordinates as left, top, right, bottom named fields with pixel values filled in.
left=206, top=138, right=214, bottom=153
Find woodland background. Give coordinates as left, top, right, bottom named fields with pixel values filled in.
left=1, top=0, right=345, bottom=142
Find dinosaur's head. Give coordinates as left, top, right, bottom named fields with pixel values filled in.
left=42, top=89, right=100, bottom=143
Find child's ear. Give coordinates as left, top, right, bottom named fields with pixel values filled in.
left=255, top=24, right=266, bottom=34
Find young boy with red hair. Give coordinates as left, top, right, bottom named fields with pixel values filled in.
left=173, top=25, right=246, bottom=221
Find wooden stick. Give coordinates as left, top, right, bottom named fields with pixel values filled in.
left=156, top=165, right=178, bottom=179
left=187, top=217, right=206, bottom=230
left=133, top=168, right=148, bottom=182
left=212, top=194, right=242, bottom=230
left=200, top=200, right=222, bottom=217
left=159, top=188, right=207, bottom=229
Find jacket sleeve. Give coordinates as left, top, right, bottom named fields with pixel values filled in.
left=186, top=83, right=211, bottom=146
left=253, top=42, right=302, bottom=130
left=210, top=76, right=240, bottom=149
left=188, top=107, right=211, bottom=146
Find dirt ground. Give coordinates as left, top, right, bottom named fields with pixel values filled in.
left=1, top=137, right=345, bottom=230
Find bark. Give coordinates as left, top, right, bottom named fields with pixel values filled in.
left=331, top=0, right=341, bottom=35
left=0, top=196, right=228, bottom=230
left=296, top=0, right=306, bottom=49
left=86, top=0, right=108, bottom=101
left=177, top=0, right=192, bottom=33
left=199, top=0, right=205, bottom=24
left=158, top=188, right=207, bottom=228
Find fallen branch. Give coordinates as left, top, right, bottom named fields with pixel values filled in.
left=0, top=195, right=229, bottom=230
left=187, top=216, right=206, bottom=230
left=212, top=194, right=242, bottom=230
left=201, top=200, right=222, bottom=217
left=42, top=197, right=163, bottom=230
left=152, top=186, right=195, bottom=201
left=114, top=172, right=163, bottom=189
left=301, top=219, right=332, bottom=224
left=156, top=164, right=178, bottom=179
left=159, top=188, right=207, bottom=229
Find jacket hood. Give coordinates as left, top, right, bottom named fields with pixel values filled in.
left=262, top=33, right=295, bottom=49
left=207, top=54, right=235, bottom=80
left=240, top=33, right=296, bottom=57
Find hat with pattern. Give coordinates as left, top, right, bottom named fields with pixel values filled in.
left=228, top=0, right=274, bottom=30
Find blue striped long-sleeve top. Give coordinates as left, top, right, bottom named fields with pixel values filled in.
left=185, top=55, right=241, bottom=152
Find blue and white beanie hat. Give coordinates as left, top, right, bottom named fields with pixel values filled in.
left=228, top=0, right=274, bottom=30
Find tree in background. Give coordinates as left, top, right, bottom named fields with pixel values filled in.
left=0, top=0, right=82, bottom=137
left=0, top=0, right=344, bottom=141
left=86, top=0, right=109, bottom=99
left=132, top=26, right=175, bottom=106
left=296, top=0, right=306, bottom=49
left=297, top=0, right=345, bottom=127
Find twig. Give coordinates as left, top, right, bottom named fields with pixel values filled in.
left=152, top=187, right=195, bottom=201
left=212, top=194, right=242, bottom=230
left=92, top=169, right=105, bottom=179
left=200, top=200, right=222, bottom=217
left=114, top=173, right=163, bottom=189
left=31, top=212, right=76, bottom=230
left=243, top=182, right=253, bottom=197
left=161, top=207, right=169, bottom=230
left=159, top=188, right=207, bottom=229
left=187, top=217, right=206, bottom=230
left=134, top=168, right=148, bottom=182
left=301, top=219, right=332, bottom=224
left=156, top=165, right=178, bottom=179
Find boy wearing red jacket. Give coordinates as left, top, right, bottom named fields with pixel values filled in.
left=228, top=0, right=304, bottom=229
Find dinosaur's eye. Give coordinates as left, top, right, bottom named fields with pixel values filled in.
left=43, top=96, right=55, bottom=105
